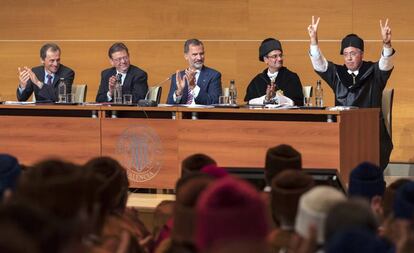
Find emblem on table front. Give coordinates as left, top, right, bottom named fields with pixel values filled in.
left=116, top=126, right=162, bottom=182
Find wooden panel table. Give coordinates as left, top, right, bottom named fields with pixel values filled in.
left=0, top=104, right=379, bottom=187
left=178, top=107, right=379, bottom=184
left=100, top=106, right=180, bottom=189
left=0, top=104, right=101, bottom=165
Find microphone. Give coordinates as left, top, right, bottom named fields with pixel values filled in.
left=116, top=73, right=122, bottom=84
left=138, top=76, right=172, bottom=107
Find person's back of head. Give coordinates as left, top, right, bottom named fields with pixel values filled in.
left=172, top=173, right=214, bottom=246
left=196, top=176, right=269, bottom=252
left=382, top=178, right=411, bottom=219
left=13, top=158, right=105, bottom=237
left=348, top=162, right=386, bottom=201
left=393, top=181, right=414, bottom=220
left=0, top=202, right=67, bottom=253
left=83, top=156, right=130, bottom=213
left=270, top=170, right=314, bottom=227
left=0, top=154, right=21, bottom=202
left=265, top=144, right=302, bottom=186
left=325, top=229, right=386, bottom=253
left=181, top=153, right=216, bottom=177
left=324, top=198, right=378, bottom=243
left=295, top=186, right=346, bottom=244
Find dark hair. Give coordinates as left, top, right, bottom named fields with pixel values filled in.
left=40, top=43, right=61, bottom=60
left=108, top=42, right=129, bottom=58
left=324, top=198, right=378, bottom=243
left=83, top=156, right=129, bottom=213
left=184, top=39, right=203, bottom=53
left=181, top=153, right=216, bottom=177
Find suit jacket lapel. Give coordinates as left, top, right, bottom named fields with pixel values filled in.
left=122, top=67, right=131, bottom=92
left=197, top=67, right=209, bottom=90
left=52, top=66, right=64, bottom=87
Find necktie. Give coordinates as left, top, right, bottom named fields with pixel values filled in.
left=186, top=87, right=193, bottom=104
left=46, top=74, right=53, bottom=86
left=351, top=73, right=357, bottom=85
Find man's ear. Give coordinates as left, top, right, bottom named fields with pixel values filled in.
left=371, top=195, right=384, bottom=216
left=2, top=189, right=12, bottom=204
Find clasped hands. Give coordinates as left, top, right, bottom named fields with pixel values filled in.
left=265, top=81, right=276, bottom=103
left=18, top=66, right=42, bottom=89
left=175, top=68, right=196, bottom=96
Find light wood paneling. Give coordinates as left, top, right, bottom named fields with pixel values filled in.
left=101, top=118, right=180, bottom=189
left=0, top=115, right=101, bottom=164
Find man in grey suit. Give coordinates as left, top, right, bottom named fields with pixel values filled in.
left=17, top=43, right=75, bottom=102
left=166, top=39, right=222, bottom=105
left=96, top=42, right=148, bottom=104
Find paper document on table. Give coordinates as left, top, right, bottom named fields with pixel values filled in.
left=264, top=104, right=298, bottom=110
left=4, top=101, right=36, bottom=105
left=327, top=106, right=359, bottom=111
left=179, top=104, right=214, bottom=109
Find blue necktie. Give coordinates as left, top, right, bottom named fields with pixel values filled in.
left=46, top=74, right=53, bottom=86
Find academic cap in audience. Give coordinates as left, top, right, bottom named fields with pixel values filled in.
left=348, top=162, right=386, bottom=201
left=265, top=144, right=302, bottom=185
left=196, top=176, right=268, bottom=251
left=0, top=154, right=21, bottom=197
left=271, top=170, right=314, bottom=225
left=295, top=186, right=346, bottom=244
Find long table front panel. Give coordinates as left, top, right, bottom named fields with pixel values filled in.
left=0, top=105, right=379, bottom=187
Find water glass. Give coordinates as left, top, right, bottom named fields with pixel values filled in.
left=123, top=94, right=133, bottom=105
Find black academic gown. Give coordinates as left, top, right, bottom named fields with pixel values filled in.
left=316, top=60, right=394, bottom=170
left=244, top=67, right=304, bottom=106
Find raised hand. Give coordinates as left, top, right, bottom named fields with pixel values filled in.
left=265, top=82, right=276, bottom=101
left=185, top=68, right=196, bottom=89
left=175, top=70, right=186, bottom=96
left=18, top=67, right=30, bottom=88
left=307, top=16, right=320, bottom=45
left=380, top=19, right=392, bottom=47
left=108, top=75, right=117, bottom=95
left=27, top=69, right=42, bottom=88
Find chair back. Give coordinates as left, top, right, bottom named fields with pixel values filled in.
left=146, top=86, right=162, bottom=104
left=71, top=84, right=87, bottom=103
left=382, top=88, right=394, bottom=139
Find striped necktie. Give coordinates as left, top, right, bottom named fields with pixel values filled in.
left=46, top=74, right=53, bottom=86
left=186, top=87, right=193, bottom=104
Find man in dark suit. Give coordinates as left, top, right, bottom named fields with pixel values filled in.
left=96, top=42, right=148, bottom=104
left=17, top=43, right=75, bottom=102
left=166, top=39, right=222, bottom=105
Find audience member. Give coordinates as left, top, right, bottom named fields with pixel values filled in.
left=0, top=154, right=21, bottom=202
left=268, top=170, right=314, bottom=252
left=196, top=176, right=269, bottom=252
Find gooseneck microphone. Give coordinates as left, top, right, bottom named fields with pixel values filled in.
left=138, top=76, right=172, bottom=107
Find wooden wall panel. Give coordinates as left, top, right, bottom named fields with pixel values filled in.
left=1, top=0, right=413, bottom=163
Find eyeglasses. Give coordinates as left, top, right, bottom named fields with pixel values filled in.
left=112, top=56, right=129, bottom=63
left=343, top=51, right=361, bottom=58
left=266, top=54, right=283, bottom=59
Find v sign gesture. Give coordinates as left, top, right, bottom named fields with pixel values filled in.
left=380, top=19, right=392, bottom=47
left=308, top=16, right=320, bottom=45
